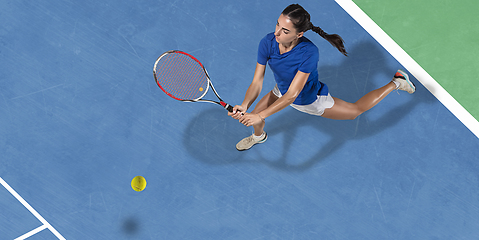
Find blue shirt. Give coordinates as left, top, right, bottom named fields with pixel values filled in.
left=257, top=32, right=328, bottom=105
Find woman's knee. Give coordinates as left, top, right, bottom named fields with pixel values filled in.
left=252, top=91, right=278, bottom=114
left=322, top=102, right=362, bottom=120
left=348, top=105, right=364, bottom=120
left=348, top=111, right=361, bottom=120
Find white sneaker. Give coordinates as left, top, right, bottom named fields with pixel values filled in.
left=393, top=69, right=415, bottom=94
left=236, top=132, right=268, bottom=151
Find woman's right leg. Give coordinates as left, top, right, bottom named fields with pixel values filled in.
left=321, top=70, right=415, bottom=120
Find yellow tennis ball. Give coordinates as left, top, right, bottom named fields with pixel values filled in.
left=131, top=176, right=147, bottom=192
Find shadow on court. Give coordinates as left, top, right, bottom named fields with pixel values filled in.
left=183, top=41, right=435, bottom=171
left=121, top=216, right=140, bottom=236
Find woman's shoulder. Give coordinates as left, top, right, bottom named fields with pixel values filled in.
left=298, top=36, right=318, bottom=51
left=295, top=37, right=319, bottom=59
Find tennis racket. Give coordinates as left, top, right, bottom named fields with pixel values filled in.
left=153, top=50, right=234, bottom=112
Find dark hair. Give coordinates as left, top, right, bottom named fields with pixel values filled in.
left=282, top=4, right=348, bottom=56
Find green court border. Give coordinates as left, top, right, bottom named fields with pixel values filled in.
left=336, top=0, right=479, bottom=138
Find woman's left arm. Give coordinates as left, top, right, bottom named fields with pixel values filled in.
left=239, top=70, right=310, bottom=127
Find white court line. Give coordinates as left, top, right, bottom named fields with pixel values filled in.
left=15, top=225, right=48, bottom=240
left=335, top=0, right=479, bottom=139
left=0, top=177, right=66, bottom=240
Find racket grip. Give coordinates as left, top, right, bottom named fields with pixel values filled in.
left=222, top=102, right=243, bottom=115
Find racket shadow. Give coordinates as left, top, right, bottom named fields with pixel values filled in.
left=182, top=41, right=435, bottom=171
left=182, top=107, right=256, bottom=165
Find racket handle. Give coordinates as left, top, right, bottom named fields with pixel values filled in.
left=220, top=101, right=234, bottom=112
left=221, top=102, right=243, bottom=115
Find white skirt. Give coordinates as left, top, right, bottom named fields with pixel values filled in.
left=272, top=85, right=335, bottom=116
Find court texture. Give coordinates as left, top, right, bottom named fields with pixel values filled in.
left=1, top=0, right=478, bottom=239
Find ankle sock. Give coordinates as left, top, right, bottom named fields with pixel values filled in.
left=253, top=132, right=265, bottom=141
left=392, top=80, right=401, bottom=89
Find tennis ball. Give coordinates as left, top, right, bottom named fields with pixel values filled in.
left=131, top=176, right=147, bottom=192
left=199, top=87, right=204, bottom=92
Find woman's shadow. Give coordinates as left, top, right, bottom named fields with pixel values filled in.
left=183, top=41, right=434, bottom=172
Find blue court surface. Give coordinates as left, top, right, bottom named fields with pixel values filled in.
left=1, top=0, right=479, bottom=239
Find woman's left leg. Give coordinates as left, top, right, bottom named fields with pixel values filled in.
left=250, top=91, right=279, bottom=136
left=235, top=91, right=279, bottom=151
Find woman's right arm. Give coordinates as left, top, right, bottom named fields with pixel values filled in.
left=229, top=63, right=266, bottom=118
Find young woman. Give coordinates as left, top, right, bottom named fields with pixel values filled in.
left=229, top=4, right=415, bottom=151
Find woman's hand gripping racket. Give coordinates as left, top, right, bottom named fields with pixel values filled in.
left=153, top=50, right=235, bottom=113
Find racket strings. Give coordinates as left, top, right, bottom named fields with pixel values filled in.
left=155, top=52, right=208, bottom=101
